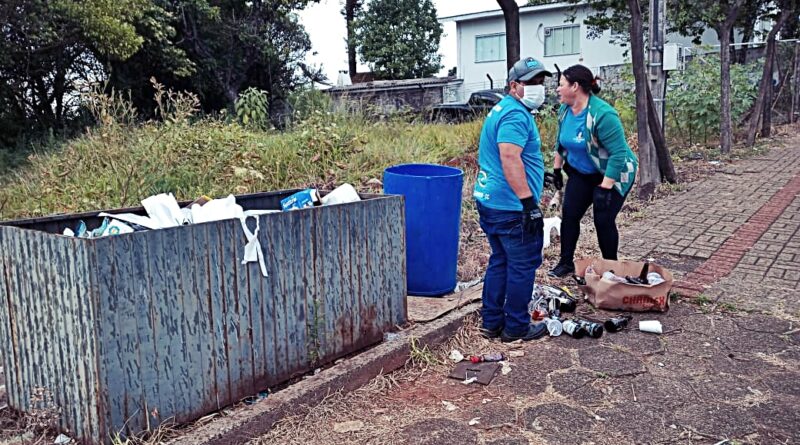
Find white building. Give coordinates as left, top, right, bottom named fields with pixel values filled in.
left=440, top=2, right=721, bottom=101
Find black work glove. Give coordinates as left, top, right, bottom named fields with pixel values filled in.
left=520, top=196, right=544, bottom=235
left=552, top=168, right=563, bottom=190
left=593, top=186, right=614, bottom=213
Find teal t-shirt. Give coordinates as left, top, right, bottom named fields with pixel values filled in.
left=559, top=107, right=599, bottom=174
left=473, top=95, right=544, bottom=211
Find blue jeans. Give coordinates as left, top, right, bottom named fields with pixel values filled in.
left=477, top=202, right=543, bottom=336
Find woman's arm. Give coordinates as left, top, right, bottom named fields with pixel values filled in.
left=596, top=111, right=630, bottom=189
left=554, top=152, right=564, bottom=169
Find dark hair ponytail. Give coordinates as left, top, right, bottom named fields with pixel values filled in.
left=563, top=64, right=601, bottom=95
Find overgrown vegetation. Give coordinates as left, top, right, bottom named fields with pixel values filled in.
left=667, top=52, right=761, bottom=145
left=0, top=87, right=482, bottom=220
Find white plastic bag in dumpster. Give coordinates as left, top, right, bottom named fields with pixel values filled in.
left=142, top=193, right=187, bottom=228
left=100, top=219, right=134, bottom=236
left=190, top=194, right=244, bottom=224
left=321, top=183, right=361, bottom=206
left=239, top=216, right=268, bottom=277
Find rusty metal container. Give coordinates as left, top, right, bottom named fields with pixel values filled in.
left=0, top=190, right=406, bottom=443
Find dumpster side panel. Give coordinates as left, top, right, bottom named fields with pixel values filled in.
left=0, top=227, right=101, bottom=443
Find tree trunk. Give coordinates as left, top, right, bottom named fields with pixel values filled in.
left=497, top=0, right=520, bottom=70
left=746, top=5, right=792, bottom=145
left=646, top=84, right=677, bottom=183
left=345, top=0, right=360, bottom=76
left=628, top=0, right=658, bottom=198
left=718, top=0, right=744, bottom=154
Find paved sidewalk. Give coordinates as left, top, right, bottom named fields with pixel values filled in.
left=256, top=138, right=800, bottom=445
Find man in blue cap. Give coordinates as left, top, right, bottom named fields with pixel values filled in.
left=473, top=57, right=552, bottom=342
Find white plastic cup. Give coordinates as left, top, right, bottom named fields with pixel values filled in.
left=545, top=318, right=563, bottom=337
left=639, top=320, right=663, bottom=334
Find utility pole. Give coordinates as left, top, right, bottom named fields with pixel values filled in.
left=648, top=0, right=666, bottom=130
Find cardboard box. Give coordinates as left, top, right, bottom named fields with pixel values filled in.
left=575, top=258, right=674, bottom=312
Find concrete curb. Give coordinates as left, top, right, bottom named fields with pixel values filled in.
left=168, top=302, right=481, bottom=445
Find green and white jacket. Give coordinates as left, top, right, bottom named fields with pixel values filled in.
left=554, top=95, right=639, bottom=196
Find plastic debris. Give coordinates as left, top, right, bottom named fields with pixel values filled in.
left=321, top=183, right=361, bottom=206
left=469, top=352, right=505, bottom=363
left=281, top=189, right=320, bottom=211
left=639, top=320, right=663, bottom=334
left=508, top=350, right=525, bottom=358
left=449, top=350, right=465, bottom=363
left=542, top=216, right=561, bottom=249
left=54, top=434, right=72, bottom=444
left=383, top=333, right=401, bottom=342
left=462, top=377, right=477, bottom=385
left=441, top=401, right=458, bottom=411
left=468, top=418, right=481, bottom=426
left=500, top=361, right=512, bottom=375
left=333, top=420, right=364, bottom=433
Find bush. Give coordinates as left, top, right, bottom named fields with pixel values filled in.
left=666, top=52, right=760, bottom=146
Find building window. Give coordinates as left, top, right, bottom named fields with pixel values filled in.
left=544, top=25, right=580, bottom=57
left=475, top=33, right=506, bottom=63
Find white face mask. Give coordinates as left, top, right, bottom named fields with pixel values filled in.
left=520, top=84, right=546, bottom=110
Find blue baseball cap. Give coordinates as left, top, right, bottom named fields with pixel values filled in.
left=507, top=57, right=552, bottom=85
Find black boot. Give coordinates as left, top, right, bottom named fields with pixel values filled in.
left=548, top=261, right=576, bottom=278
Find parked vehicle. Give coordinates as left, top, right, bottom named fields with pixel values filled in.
left=428, top=89, right=505, bottom=123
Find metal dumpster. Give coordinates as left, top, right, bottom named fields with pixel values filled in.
left=0, top=189, right=407, bottom=444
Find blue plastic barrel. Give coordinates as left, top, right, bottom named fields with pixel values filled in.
left=383, top=164, right=464, bottom=296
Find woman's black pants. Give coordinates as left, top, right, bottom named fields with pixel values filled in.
left=559, top=163, right=627, bottom=265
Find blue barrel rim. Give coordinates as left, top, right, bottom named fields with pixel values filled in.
left=384, top=163, right=464, bottom=179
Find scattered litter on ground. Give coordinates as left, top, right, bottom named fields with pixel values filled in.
left=640, top=320, right=663, bottom=334
left=462, top=377, right=477, bottom=385
left=448, top=350, right=464, bottom=363
left=333, top=420, right=364, bottom=433
left=499, top=361, right=512, bottom=376
left=507, top=350, right=525, bottom=358
left=468, top=417, right=481, bottom=426
left=383, top=333, right=401, bottom=342
left=448, top=361, right=500, bottom=385
left=469, top=352, right=504, bottom=363
left=53, top=434, right=72, bottom=444
left=454, top=278, right=482, bottom=293
left=441, top=401, right=458, bottom=411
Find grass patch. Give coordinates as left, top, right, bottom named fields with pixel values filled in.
left=0, top=104, right=483, bottom=219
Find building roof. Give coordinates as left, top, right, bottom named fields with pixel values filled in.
left=327, top=77, right=463, bottom=94
left=439, top=2, right=576, bottom=24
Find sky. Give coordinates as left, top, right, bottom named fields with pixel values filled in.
left=297, top=0, right=528, bottom=84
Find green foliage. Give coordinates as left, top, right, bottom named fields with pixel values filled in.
left=287, top=87, right=333, bottom=125
left=235, top=88, right=270, bottom=130
left=0, top=0, right=161, bottom=143
left=0, top=89, right=481, bottom=219
left=354, top=0, right=443, bottom=79
left=52, top=0, right=150, bottom=59
left=666, top=53, right=760, bottom=144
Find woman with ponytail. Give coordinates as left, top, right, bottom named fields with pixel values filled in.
left=547, top=64, right=639, bottom=278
